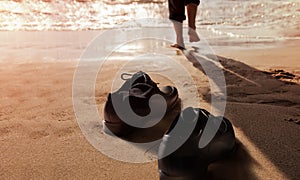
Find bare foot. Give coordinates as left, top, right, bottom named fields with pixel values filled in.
left=188, top=29, right=200, bottom=42
left=170, top=44, right=185, bottom=50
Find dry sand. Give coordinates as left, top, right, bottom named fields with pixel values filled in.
left=0, top=32, right=299, bottom=179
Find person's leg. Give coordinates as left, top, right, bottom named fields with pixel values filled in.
left=186, top=0, right=200, bottom=42
left=171, top=20, right=185, bottom=49
left=168, top=0, right=186, bottom=49
left=187, top=3, right=197, bottom=30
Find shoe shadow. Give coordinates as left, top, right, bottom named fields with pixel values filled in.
left=184, top=49, right=300, bottom=179
left=206, top=140, right=259, bottom=180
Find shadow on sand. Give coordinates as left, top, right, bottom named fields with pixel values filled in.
left=184, top=47, right=300, bottom=180
left=206, top=141, right=259, bottom=180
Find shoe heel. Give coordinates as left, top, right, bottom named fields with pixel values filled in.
left=103, top=120, right=133, bottom=137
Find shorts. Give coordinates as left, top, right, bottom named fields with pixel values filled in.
left=168, top=0, right=200, bottom=22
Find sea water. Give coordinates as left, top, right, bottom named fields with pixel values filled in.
left=0, top=0, right=299, bottom=61
left=0, top=0, right=299, bottom=34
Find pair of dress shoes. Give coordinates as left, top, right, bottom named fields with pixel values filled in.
left=103, top=71, right=236, bottom=179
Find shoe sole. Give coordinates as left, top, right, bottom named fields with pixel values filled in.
left=103, top=120, right=134, bottom=137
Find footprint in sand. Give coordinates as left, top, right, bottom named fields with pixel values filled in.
left=284, top=118, right=300, bottom=125
left=54, top=127, right=76, bottom=138
left=51, top=110, right=72, bottom=122
left=0, top=127, right=11, bottom=136
left=0, top=111, right=12, bottom=121
left=29, top=130, right=50, bottom=139
left=0, top=124, right=22, bottom=136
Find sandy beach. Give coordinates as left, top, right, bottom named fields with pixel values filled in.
left=0, top=31, right=299, bottom=179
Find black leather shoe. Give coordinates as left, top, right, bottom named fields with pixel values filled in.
left=158, top=107, right=236, bottom=180
left=103, top=71, right=179, bottom=137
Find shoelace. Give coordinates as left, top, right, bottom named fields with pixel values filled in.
left=121, top=73, right=133, bottom=80
left=120, top=72, right=159, bottom=85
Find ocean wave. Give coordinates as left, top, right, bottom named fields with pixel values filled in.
left=0, top=0, right=299, bottom=41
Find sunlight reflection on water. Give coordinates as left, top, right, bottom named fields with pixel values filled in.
left=0, top=0, right=299, bottom=44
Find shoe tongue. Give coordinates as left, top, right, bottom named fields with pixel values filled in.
left=131, top=71, right=155, bottom=86
left=118, top=71, right=157, bottom=95
left=128, top=83, right=153, bottom=98
left=126, top=83, right=154, bottom=110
